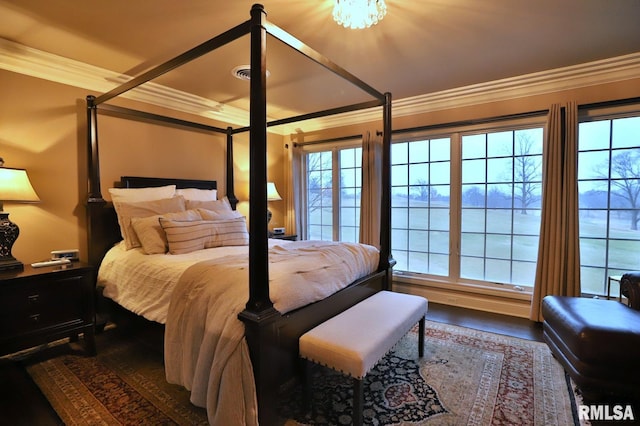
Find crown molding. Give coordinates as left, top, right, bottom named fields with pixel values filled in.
left=283, top=52, right=640, bottom=134
left=2, top=38, right=639, bottom=135
left=0, top=38, right=250, bottom=127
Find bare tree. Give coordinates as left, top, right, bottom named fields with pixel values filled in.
left=412, top=179, right=430, bottom=201
left=307, top=152, right=332, bottom=213
left=609, top=150, right=640, bottom=230
left=513, top=133, right=542, bottom=214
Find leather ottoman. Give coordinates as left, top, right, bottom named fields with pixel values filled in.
left=542, top=295, right=640, bottom=399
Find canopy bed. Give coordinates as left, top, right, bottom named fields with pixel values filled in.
left=86, top=5, right=392, bottom=425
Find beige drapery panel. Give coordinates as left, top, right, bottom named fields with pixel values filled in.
left=530, top=102, right=581, bottom=321
left=359, top=131, right=383, bottom=248
left=284, top=140, right=304, bottom=239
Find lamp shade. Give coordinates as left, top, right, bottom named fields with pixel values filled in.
left=0, top=167, right=40, bottom=204
left=266, top=182, right=282, bottom=201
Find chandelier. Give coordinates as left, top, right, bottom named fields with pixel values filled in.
left=332, top=0, right=387, bottom=29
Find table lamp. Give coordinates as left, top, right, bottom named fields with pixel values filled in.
left=266, top=181, right=282, bottom=225
left=0, top=162, right=41, bottom=271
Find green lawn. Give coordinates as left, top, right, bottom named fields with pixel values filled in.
left=312, top=194, right=639, bottom=295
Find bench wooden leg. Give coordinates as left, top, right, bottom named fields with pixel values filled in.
left=418, top=316, right=425, bottom=357
left=302, top=359, right=312, bottom=412
left=353, top=377, right=364, bottom=426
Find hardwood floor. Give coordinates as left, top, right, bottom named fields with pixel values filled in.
left=0, top=358, right=62, bottom=425
left=0, top=302, right=542, bottom=424
left=427, top=301, right=544, bottom=342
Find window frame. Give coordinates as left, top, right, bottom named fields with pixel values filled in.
left=301, top=139, right=363, bottom=242
left=577, top=103, right=640, bottom=296
left=391, top=115, right=547, bottom=292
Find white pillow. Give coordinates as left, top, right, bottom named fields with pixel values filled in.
left=131, top=209, right=202, bottom=254
left=113, top=196, right=186, bottom=250
left=175, top=188, right=217, bottom=201
left=160, top=217, right=249, bottom=255
left=108, top=185, right=176, bottom=202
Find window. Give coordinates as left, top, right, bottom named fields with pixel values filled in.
left=460, top=129, right=543, bottom=286
left=578, top=113, right=640, bottom=295
left=305, top=146, right=362, bottom=242
left=391, top=120, right=545, bottom=288
left=391, top=138, right=451, bottom=275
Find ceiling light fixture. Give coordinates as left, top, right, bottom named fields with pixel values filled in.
left=332, top=0, right=387, bottom=29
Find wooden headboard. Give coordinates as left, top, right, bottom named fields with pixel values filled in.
left=120, top=176, right=217, bottom=191
left=86, top=176, right=217, bottom=267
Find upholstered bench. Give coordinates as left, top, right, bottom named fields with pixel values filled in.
left=299, top=290, right=428, bottom=426
left=542, top=295, right=640, bottom=399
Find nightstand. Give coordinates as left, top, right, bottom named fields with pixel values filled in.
left=0, top=262, right=96, bottom=357
left=269, top=233, right=298, bottom=241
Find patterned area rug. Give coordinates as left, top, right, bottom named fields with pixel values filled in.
left=281, top=321, right=579, bottom=425
left=22, top=321, right=579, bottom=425
left=24, top=326, right=208, bottom=426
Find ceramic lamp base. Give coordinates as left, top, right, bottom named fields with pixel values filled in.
left=0, top=212, right=23, bottom=271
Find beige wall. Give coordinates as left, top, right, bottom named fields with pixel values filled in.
left=2, top=66, right=639, bottom=268
left=0, top=70, right=285, bottom=264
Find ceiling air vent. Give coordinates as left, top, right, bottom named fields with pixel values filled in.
left=231, top=65, right=270, bottom=81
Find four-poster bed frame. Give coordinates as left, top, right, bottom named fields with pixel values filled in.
left=86, top=4, right=392, bottom=424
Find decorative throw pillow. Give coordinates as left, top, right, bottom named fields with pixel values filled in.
left=185, top=197, right=233, bottom=213
left=131, top=209, right=202, bottom=254
left=160, top=217, right=249, bottom=255
left=197, top=208, right=243, bottom=221
left=114, top=196, right=186, bottom=250
left=175, top=188, right=217, bottom=201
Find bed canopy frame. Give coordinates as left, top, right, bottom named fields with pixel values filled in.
left=86, top=4, right=392, bottom=424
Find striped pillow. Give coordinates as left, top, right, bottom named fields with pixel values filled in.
left=131, top=209, right=202, bottom=254
left=160, top=217, right=249, bottom=254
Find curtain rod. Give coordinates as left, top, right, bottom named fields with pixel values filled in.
left=392, top=109, right=549, bottom=136
left=294, top=133, right=363, bottom=147
left=578, top=96, right=640, bottom=111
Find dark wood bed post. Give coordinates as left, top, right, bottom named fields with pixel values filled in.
left=86, top=96, right=101, bottom=202
left=225, top=127, right=239, bottom=209
left=86, top=95, right=112, bottom=267
left=238, top=4, right=281, bottom=426
left=379, top=92, right=393, bottom=288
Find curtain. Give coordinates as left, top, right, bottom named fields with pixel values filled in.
left=530, top=102, right=581, bottom=321
left=284, top=139, right=305, bottom=239
left=359, top=131, right=383, bottom=248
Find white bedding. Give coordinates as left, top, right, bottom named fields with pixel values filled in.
left=98, top=238, right=380, bottom=425
left=99, top=239, right=379, bottom=322
left=99, top=240, right=267, bottom=323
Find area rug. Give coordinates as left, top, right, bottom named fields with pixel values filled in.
left=24, top=328, right=208, bottom=426
left=23, top=321, right=580, bottom=425
left=280, top=321, right=579, bottom=425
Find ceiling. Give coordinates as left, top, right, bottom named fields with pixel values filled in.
left=2, top=0, right=640, bottom=124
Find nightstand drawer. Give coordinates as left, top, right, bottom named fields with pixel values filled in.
left=0, top=277, right=86, bottom=337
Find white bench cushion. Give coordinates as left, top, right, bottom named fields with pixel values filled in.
left=299, top=290, right=428, bottom=379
